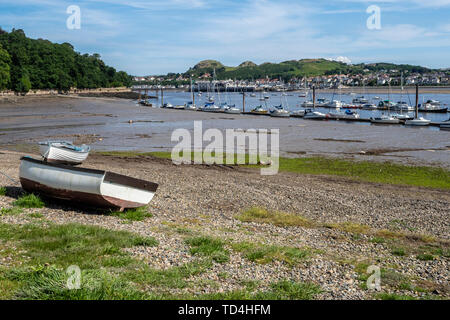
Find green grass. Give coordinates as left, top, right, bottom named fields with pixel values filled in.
left=0, top=207, right=23, bottom=216
left=185, top=236, right=230, bottom=263
left=13, top=193, right=45, bottom=208
left=0, top=187, right=6, bottom=196
left=2, top=266, right=148, bottom=300
left=197, top=280, right=321, bottom=300
left=236, top=207, right=314, bottom=228
left=123, top=259, right=213, bottom=290
left=391, top=247, right=407, bottom=256
left=0, top=223, right=158, bottom=269
left=249, top=156, right=450, bottom=189
left=416, top=253, right=434, bottom=261
left=231, top=241, right=311, bottom=265
left=255, top=280, right=321, bottom=300
left=376, top=293, right=417, bottom=300
left=0, top=222, right=163, bottom=300
left=99, top=152, right=450, bottom=189
left=110, top=207, right=153, bottom=222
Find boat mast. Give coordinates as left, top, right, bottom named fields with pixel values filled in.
left=415, top=84, right=419, bottom=119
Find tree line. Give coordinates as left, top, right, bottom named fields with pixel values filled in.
left=0, top=28, right=132, bottom=93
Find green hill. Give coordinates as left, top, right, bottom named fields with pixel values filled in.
left=0, top=28, right=132, bottom=93
left=183, top=59, right=434, bottom=81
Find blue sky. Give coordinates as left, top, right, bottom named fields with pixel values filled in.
left=1, top=0, right=449, bottom=75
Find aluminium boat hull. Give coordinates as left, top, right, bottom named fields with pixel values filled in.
left=19, top=157, right=158, bottom=210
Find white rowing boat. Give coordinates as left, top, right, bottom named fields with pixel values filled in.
left=39, top=141, right=90, bottom=165
left=19, top=157, right=158, bottom=211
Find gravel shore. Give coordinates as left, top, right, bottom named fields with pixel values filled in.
left=0, top=150, right=448, bottom=300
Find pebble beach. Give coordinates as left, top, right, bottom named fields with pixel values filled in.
left=0, top=149, right=448, bottom=300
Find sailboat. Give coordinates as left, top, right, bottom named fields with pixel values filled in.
left=184, top=77, right=197, bottom=111
left=223, top=83, right=241, bottom=114
left=405, top=85, right=431, bottom=126
left=371, top=82, right=399, bottom=124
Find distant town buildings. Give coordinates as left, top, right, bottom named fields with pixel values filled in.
left=132, top=70, right=449, bottom=91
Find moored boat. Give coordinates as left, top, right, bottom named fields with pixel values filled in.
left=269, top=105, right=290, bottom=117
left=405, top=117, right=431, bottom=126
left=250, top=105, right=268, bottom=115
left=370, top=114, right=400, bottom=124
left=223, top=104, right=241, bottom=114
left=303, top=109, right=326, bottom=120
left=39, top=141, right=90, bottom=165
left=19, top=157, right=158, bottom=211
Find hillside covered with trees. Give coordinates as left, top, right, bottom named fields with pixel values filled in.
left=181, top=59, right=434, bottom=82
left=0, top=28, right=132, bottom=93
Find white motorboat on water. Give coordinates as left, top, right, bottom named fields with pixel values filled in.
left=173, top=104, right=185, bottom=110
left=301, top=100, right=314, bottom=108
left=184, top=102, right=197, bottom=111
left=269, top=105, right=290, bottom=118
left=361, top=103, right=378, bottom=110
left=394, top=102, right=414, bottom=112
left=325, top=100, right=342, bottom=109
left=19, top=157, right=158, bottom=210
left=316, top=98, right=330, bottom=107
left=370, top=114, right=400, bottom=124
left=352, top=96, right=369, bottom=105
left=291, top=108, right=306, bottom=117
left=405, top=117, right=431, bottom=126
left=202, top=102, right=222, bottom=112
left=303, top=109, right=326, bottom=120
left=327, top=109, right=360, bottom=120
left=162, top=103, right=174, bottom=109
left=39, top=141, right=90, bottom=165
left=224, top=104, right=241, bottom=114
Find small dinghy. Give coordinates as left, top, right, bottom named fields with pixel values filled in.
left=19, top=157, right=158, bottom=210
left=39, top=141, right=90, bottom=165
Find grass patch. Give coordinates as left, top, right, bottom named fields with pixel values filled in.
left=391, top=247, right=406, bottom=256
left=231, top=241, right=311, bottom=265
left=0, top=187, right=6, bottom=196
left=198, top=280, right=321, bottom=300
left=376, top=293, right=417, bottom=300
left=110, top=207, right=153, bottom=222
left=327, top=222, right=371, bottom=234
left=185, top=236, right=229, bottom=263
left=2, top=266, right=148, bottom=300
left=255, top=280, right=321, bottom=300
left=0, top=222, right=164, bottom=300
left=0, top=223, right=158, bottom=269
left=236, top=207, right=314, bottom=228
left=416, top=253, right=434, bottom=261
left=123, top=259, right=213, bottom=290
left=13, top=193, right=45, bottom=208
left=248, top=156, right=450, bottom=189
left=101, top=152, right=450, bottom=189
left=0, top=207, right=23, bottom=216
left=29, top=212, right=44, bottom=219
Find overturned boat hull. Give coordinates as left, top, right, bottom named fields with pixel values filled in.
left=19, top=157, right=158, bottom=210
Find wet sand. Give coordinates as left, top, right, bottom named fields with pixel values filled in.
left=0, top=96, right=449, bottom=168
